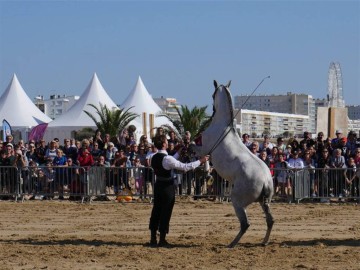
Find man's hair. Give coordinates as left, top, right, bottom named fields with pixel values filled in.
left=154, top=134, right=167, bottom=149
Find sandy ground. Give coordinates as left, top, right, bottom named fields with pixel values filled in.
left=0, top=198, right=359, bottom=270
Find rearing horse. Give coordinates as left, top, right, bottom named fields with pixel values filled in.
left=195, top=80, right=274, bottom=247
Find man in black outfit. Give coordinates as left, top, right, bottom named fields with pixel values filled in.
left=149, top=134, right=209, bottom=247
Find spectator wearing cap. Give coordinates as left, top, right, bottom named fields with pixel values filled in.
left=331, top=130, right=344, bottom=152
left=287, top=151, right=304, bottom=169
left=5, top=143, right=15, bottom=163
left=346, top=131, right=360, bottom=157
left=338, top=137, right=348, bottom=158
left=242, top=133, right=252, bottom=149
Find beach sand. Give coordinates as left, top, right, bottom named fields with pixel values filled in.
left=0, top=198, right=359, bottom=269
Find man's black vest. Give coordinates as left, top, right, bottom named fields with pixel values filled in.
left=151, top=153, right=171, bottom=179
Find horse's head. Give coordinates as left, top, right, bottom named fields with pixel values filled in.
left=211, top=80, right=234, bottom=125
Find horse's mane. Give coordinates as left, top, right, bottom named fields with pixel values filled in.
left=209, top=82, right=235, bottom=128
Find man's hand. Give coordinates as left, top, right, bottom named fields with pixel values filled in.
left=200, top=155, right=210, bottom=164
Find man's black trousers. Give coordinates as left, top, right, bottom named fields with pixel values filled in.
left=149, top=180, right=175, bottom=234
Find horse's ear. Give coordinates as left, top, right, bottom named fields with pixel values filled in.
left=213, top=80, right=218, bottom=89
left=226, top=80, right=231, bottom=88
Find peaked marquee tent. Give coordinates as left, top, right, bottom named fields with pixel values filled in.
left=0, top=74, right=52, bottom=140
left=120, top=76, right=173, bottom=138
left=44, top=73, right=119, bottom=142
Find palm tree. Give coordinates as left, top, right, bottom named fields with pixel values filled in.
left=159, top=105, right=210, bottom=140
left=84, top=103, right=138, bottom=138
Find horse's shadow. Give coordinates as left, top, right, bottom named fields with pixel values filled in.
left=0, top=238, right=199, bottom=249
left=212, top=238, right=359, bottom=249
left=281, top=238, right=359, bottom=247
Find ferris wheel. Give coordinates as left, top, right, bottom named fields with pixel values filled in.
left=328, top=62, right=345, bottom=108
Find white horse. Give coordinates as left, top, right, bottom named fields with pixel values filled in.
left=194, top=80, right=274, bottom=247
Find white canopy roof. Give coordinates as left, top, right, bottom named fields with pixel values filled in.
left=44, top=73, right=119, bottom=142
left=120, top=76, right=173, bottom=137
left=0, top=74, right=52, bottom=127
left=121, top=76, right=163, bottom=115
left=47, top=73, right=118, bottom=127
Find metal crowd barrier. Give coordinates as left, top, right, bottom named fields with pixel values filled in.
left=272, top=167, right=360, bottom=203
left=0, top=165, right=359, bottom=204
left=14, top=165, right=155, bottom=203
left=0, top=166, right=20, bottom=201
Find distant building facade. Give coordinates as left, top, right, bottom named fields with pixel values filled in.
left=347, top=105, right=360, bottom=120
left=153, top=96, right=181, bottom=121
left=238, top=109, right=309, bottom=138
left=34, top=94, right=79, bottom=120
left=234, top=92, right=316, bottom=134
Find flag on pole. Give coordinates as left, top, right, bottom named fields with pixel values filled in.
left=2, top=119, right=12, bottom=141
left=28, top=123, right=48, bottom=142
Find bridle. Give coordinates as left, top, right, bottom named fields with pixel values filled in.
left=207, top=85, right=235, bottom=155
left=206, top=76, right=270, bottom=156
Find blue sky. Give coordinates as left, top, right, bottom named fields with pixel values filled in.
left=0, top=0, right=359, bottom=111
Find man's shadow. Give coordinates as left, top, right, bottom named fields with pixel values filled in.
left=0, top=238, right=200, bottom=248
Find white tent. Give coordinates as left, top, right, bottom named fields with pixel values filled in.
left=44, top=73, right=119, bottom=142
left=120, top=76, right=173, bottom=138
left=0, top=74, right=52, bottom=140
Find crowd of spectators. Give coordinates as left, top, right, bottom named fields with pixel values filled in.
left=0, top=127, right=205, bottom=200
left=243, top=130, right=360, bottom=201
left=1, top=128, right=359, bottom=202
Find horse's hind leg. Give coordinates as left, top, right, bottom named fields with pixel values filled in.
left=228, top=206, right=250, bottom=248
left=260, top=198, right=274, bottom=246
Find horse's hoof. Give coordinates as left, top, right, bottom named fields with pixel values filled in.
left=262, top=242, right=269, bottom=247
left=228, top=243, right=236, bottom=248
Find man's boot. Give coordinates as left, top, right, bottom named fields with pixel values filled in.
left=149, top=230, right=157, bottom=246
left=158, top=232, right=170, bottom=247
